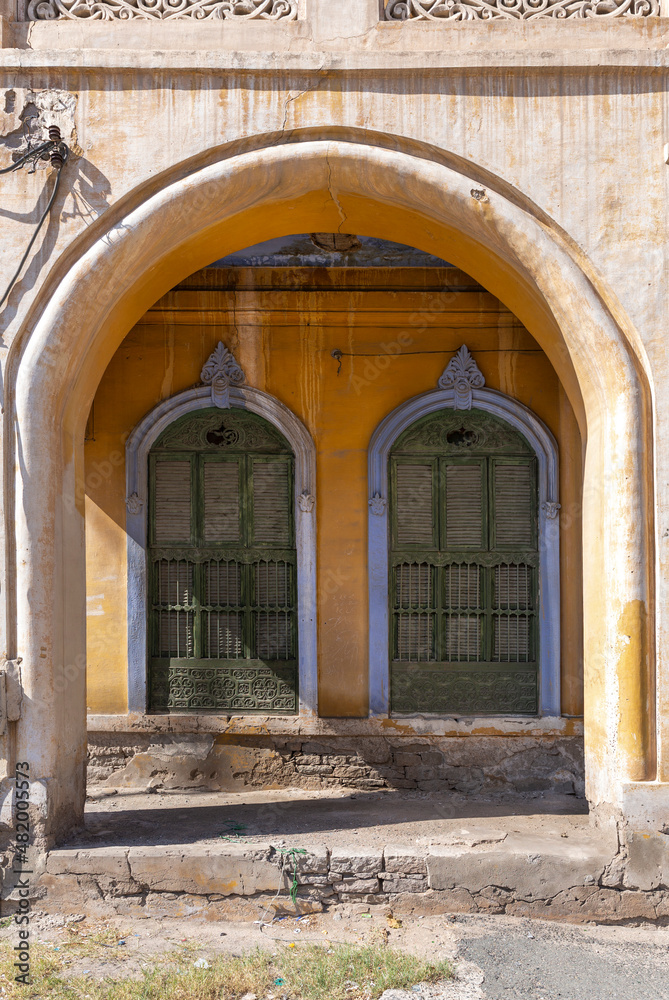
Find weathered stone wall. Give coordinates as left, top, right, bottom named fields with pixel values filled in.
left=87, top=733, right=584, bottom=798
left=36, top=834, right=669, bottom=925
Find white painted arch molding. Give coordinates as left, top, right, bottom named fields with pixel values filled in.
left=8, top=136, right=655, bottom=838
left=125, top=385, right=318, bottom=717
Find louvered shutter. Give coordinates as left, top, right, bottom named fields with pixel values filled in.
left=395, top=462, right=435, bottom=546
left=444, top=462, right=484, bottom=548
left=154, top=460, right=192, bottom=543
left=493, top=461, right=535, bottom=547
left=252, top=459, right=291, bottom=545
left=203, top=460, right=240, bottom=543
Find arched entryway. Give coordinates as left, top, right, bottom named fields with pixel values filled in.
left=5, top=133, right=655, bottom=845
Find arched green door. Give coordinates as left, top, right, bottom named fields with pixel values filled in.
left=389, top=409, right=539, bottom=715
left=148, top=408, right=298, bottom=714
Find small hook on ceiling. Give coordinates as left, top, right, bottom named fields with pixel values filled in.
left=331, top=348, right=343, bottom=376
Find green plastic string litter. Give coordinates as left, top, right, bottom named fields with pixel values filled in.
left=277, top=847, right=307, bottom=904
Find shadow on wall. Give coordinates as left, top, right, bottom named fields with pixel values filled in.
left=87, top=732, right=585, bottom=802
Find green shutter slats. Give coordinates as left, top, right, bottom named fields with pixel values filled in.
left=394, top=563, right=434, bottom=660
left=204, top=560, right=242, bottom=607
left=445, top=463, right=483, bottom=547
left=493, top=616, right=531, bottom=662
left=204, top=610, right=243, bottom=659
left=444, top=563, right=480, bottom=610
left=253, top=460, right=291, bottom=546
left=154, top=460, right=192, bottom=543
left=156, top=559, right=194, bottom=607
left=494, top=463, right=534, bottom=547
left=444, top=615, right=482, bottom=662
left=494, top=563, right=532, bottom=609
left=155, top=560, right=194, bottom=658
left=395, top=463, right=435, bottom=546
left=256, top=560, right=291, bottom=607
left=396, top=615, right=434, bottom=662
left=203, top=461, right=240, bottom=543
left=395, top=562, right=432, bottom=609
left=256, top=611, right=292, bottom=660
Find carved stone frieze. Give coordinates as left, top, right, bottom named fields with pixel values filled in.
left=28, top=0, right=297, bottom=19
left=384, top=0, right=658, bottom=19
left=438, top=345, right=485, bottom=410
left=200, top=342, right=246, bottom=409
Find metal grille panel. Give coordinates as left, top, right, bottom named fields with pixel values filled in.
left=444, top=614, right=482, bottom=661
left=444, top=563, right=480, bottom=609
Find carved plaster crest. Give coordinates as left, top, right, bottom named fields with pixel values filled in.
left=438, top=345, right=485, bottom=410
left=542, top=501, right=561, bottom=519
left=200, top=342, right=245, bottom=409
left=298, top=492, right=316, bottom=513
left=369, top=493, right=388, bottom=516
left=126, top=492, right=144, bottom=515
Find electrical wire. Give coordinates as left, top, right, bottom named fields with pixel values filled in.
left=0, top=138, right=69, bottom=310
left=0, top=140, right=54, bottom=175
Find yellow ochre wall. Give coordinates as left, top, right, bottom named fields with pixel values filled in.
left=84, top=266, right=584, bottom=718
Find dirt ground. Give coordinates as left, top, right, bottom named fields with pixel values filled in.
left=8, top=905, right=669, bottom=1000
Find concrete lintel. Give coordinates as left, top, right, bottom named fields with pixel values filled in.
left=87, top=713, right=583, bottom=739
left=4, top=45, right=669, bottom=71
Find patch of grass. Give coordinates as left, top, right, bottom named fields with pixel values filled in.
left=0, top=940, right=452, bottom=1000
left=61, top=922, right=132, bottom=957
left=277, top=943, right=452, bottom=1000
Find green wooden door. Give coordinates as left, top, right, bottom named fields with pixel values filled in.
left=148, top=408, right=298, bottom=713
left=389, top=409, right=539, bottom=715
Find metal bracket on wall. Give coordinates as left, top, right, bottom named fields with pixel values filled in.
left=0, top=659, right=24, bottom=733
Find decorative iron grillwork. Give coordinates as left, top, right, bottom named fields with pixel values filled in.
left=150, top=662, right=297, bottom=712
left=391, top=665, right=538, bottom=714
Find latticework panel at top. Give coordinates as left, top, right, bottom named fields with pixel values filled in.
left=26, top=0, right=297, bottom=20
left=384, top=0, right=658, bottom=19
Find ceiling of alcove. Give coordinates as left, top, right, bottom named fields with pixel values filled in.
left=207, top=233, right=453, bottom=269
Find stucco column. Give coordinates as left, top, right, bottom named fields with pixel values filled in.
left=12, top=341, right=87, bottom=847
